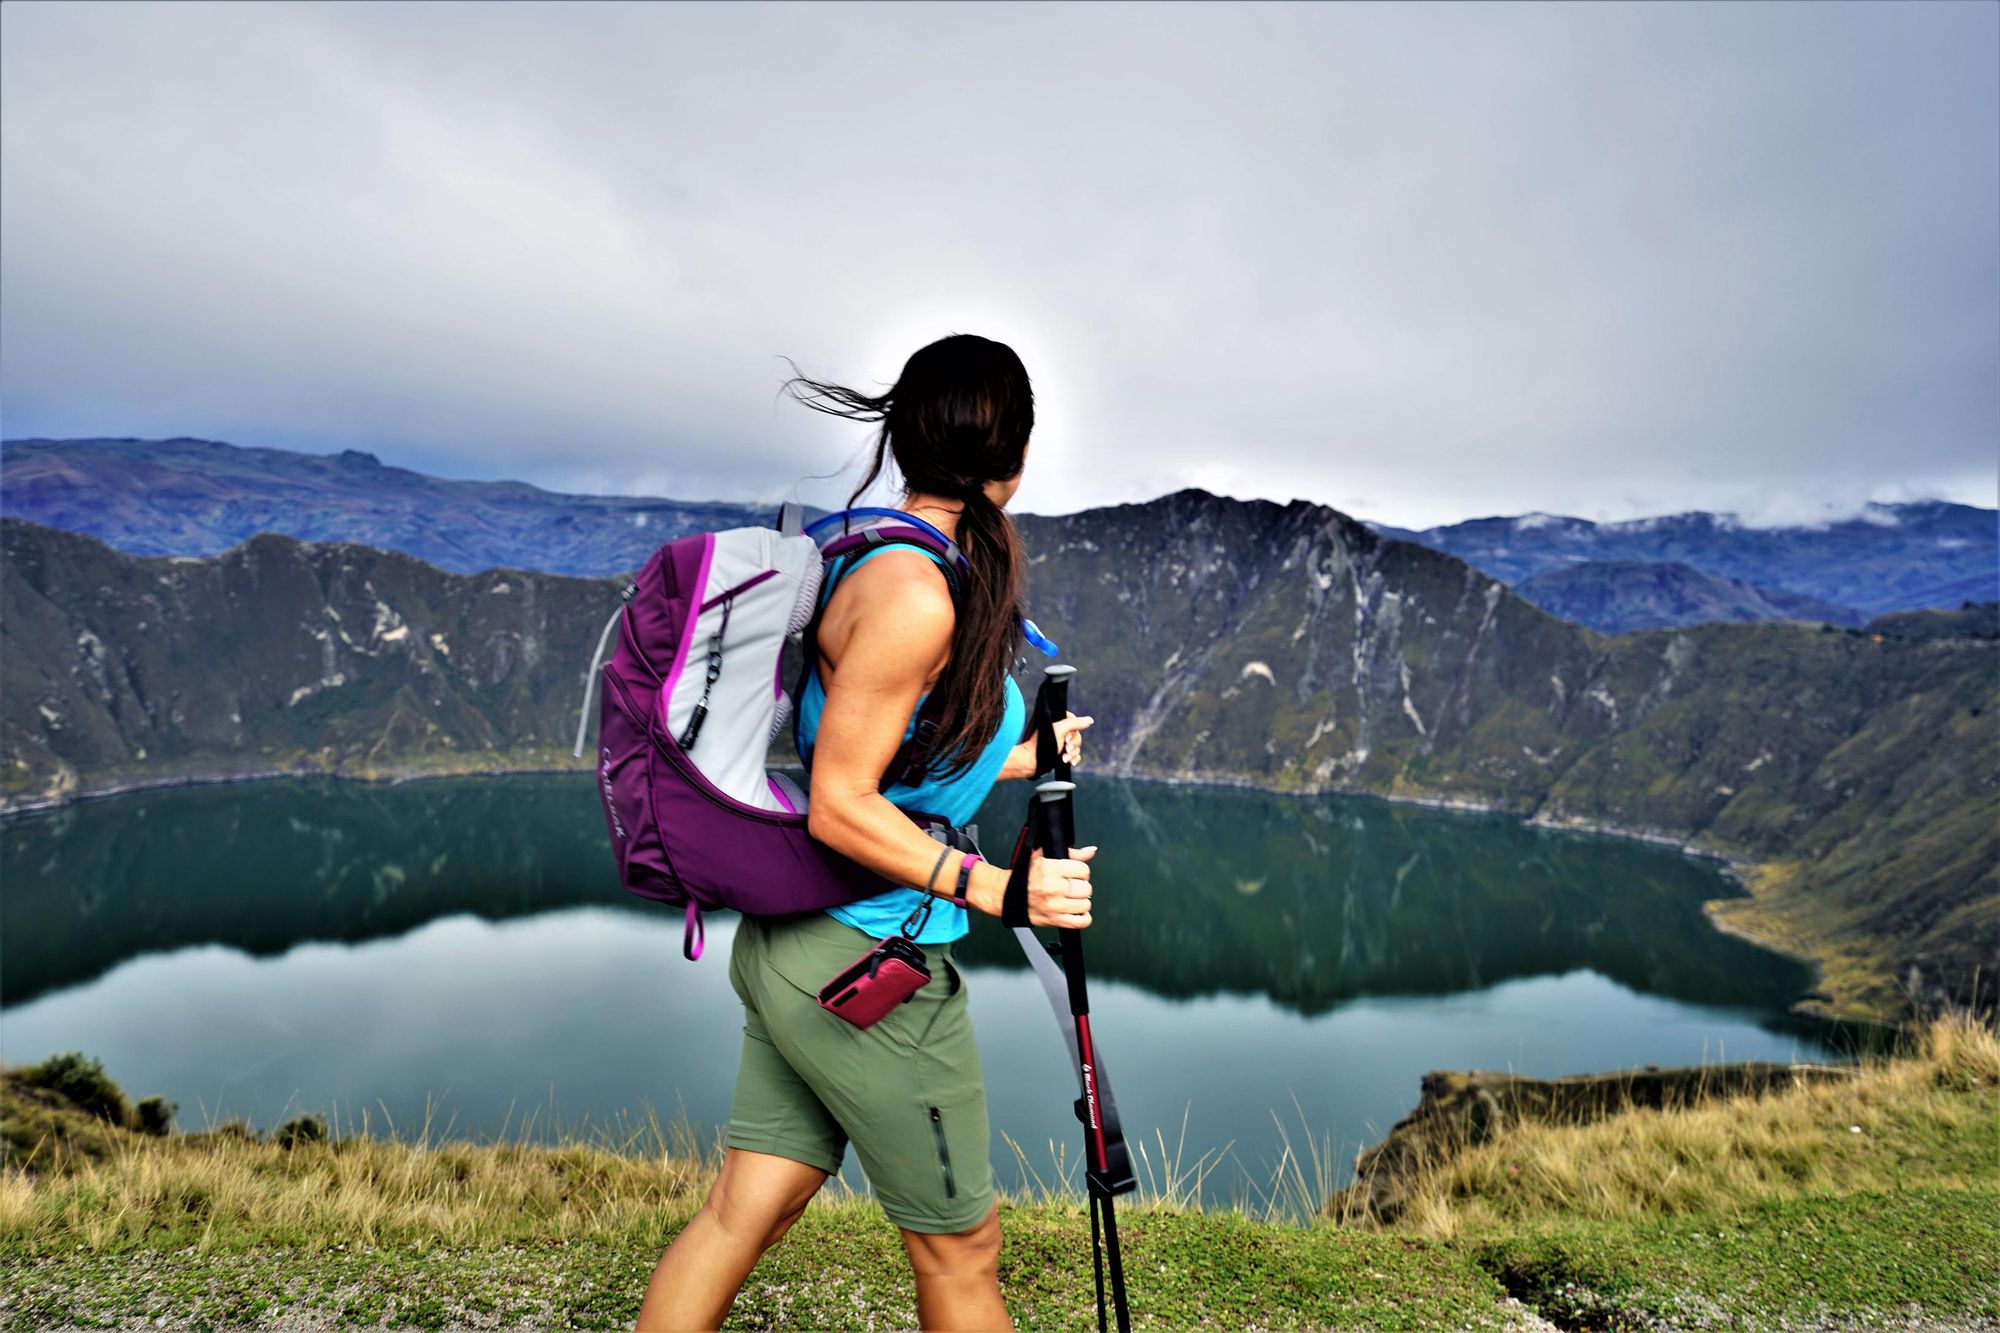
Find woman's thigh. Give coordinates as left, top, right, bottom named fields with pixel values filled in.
left=742, top=913, right=996, bottom=1235
left=726, top=916, right=848, bottom=1175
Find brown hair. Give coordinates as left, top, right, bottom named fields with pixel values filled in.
left=780, top=333, right=1031, bottom=782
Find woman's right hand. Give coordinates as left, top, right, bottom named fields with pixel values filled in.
left=1025, top=844, right=1098, bottom=929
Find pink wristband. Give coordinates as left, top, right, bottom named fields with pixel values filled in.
left=951, top=852, right=981, bottom=908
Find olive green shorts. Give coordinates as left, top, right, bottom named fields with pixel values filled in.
left=725, top=910, right=995, bottom=1234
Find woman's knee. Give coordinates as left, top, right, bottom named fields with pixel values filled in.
left=902, top=1204, right=1002, bottom=1278
left=703, top=1150, right=826, bottom=1250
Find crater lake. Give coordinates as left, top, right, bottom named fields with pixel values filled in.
left=2, top=773, right=1866, bottom=1211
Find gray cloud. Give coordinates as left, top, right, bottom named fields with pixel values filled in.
left=2, top=0, right=1994, bottom=527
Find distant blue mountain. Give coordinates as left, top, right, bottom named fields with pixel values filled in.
left=0, top=436, right=795, bottom=578
left=5, top=437, right=1992, bottom=630
left=1512, top=560, right=1862, bottom=634
left=1366, top=503, right=1997, bottom=626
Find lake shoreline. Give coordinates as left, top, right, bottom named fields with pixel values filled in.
left=0, top=755, right=584, bottom=817
left=2, top=756, right=1759, bottom=886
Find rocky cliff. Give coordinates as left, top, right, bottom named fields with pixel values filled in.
left=1331, top=1057, right=1857, bottom=1226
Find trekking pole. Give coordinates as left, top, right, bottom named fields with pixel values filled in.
left=1028, top=664, right=1136, bottom=1333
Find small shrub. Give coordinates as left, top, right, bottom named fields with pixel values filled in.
left=276, top=1114, right=329, bottom=1150
left=134, top=1096, right=178, bottom=1137
left=16, top=1052, right=130, bottom=1126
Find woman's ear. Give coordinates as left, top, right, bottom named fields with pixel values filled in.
left=995, top=466, right=1025, bottom=508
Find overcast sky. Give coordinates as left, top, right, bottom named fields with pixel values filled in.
left=2, top=1, right=1994, bottom=529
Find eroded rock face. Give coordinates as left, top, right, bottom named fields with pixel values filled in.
left=1, top=521, right=626, bottom=809
left=1332, top=1059, right=1856, bottom=1227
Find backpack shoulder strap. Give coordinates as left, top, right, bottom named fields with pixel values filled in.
left=792, top=527, right=964, bottom=790
left=817, top=539, right=955, bottom=610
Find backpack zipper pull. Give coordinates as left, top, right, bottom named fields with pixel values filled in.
left=678, top=630, right=725, bottom=750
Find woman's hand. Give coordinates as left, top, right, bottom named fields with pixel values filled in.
left=998, top=711, right=1095, bottom=781
left=1025, top=844, right=1097, bottom=929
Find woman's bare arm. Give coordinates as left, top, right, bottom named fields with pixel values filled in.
left=804, top=551, right=1094, bottom=924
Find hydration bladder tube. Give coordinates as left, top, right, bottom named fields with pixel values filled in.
left=573, top=580, right=639, bottom=758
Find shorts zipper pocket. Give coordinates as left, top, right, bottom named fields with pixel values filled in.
left=927, top=1106, right=957, bottom=1199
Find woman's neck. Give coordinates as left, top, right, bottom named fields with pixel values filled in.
left=897, top=491, right=965, bottom=543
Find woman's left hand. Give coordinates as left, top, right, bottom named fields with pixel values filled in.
left=1000, top=711, right=1093, bottom=781
left=1055, top=711, right=1092, bottom=765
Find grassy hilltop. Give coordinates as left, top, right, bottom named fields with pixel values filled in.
left=4, top=1013, right=1995, bottom=1331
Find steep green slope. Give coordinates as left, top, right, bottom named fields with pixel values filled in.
left=1, top=519, right=623, bottom=805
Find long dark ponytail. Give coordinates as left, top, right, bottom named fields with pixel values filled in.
left=780, top=333, right=1031, bottom=783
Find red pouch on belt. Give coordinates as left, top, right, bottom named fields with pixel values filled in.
left=816, top=934, right=932, bottom=1029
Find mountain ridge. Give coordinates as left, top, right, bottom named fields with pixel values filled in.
left=6, top=437, right=1991, bottom=632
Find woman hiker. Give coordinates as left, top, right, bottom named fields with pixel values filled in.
left=635, top=333, right=1100, bottom=1332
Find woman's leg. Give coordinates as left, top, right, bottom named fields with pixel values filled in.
left=641, top=916, right=846, bottom=1330
left=899, top=1201, right=1011, bottom=1332
left=634, top=1146, right=828, bottom=1332
left=726, top=916, right=1008, bottom=1327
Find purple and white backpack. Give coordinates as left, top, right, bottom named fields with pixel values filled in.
left=571, top=504, right=987, bottom=959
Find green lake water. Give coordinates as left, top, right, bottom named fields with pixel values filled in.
left=1, top=773, right=1865, bottom=1208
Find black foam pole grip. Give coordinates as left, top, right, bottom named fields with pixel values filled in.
left=1034, top=663, right=1076, bottom=779
left=1040, top=665, right=1079, bottom=847
left=1033, top=783, right=1069, bottom=857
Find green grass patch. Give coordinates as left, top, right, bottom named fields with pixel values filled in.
left=0, top=1207, right=1529, bottom=1331
left=1476, top=1186, right=2000, bottom=1331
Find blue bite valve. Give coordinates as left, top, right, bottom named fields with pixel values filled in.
left=1022, top=616, right=1060, bottom=657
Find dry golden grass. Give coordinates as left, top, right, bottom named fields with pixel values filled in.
left=1379, top=1008, right=2000, bottom=1240
left=3, top=1084, right=1232, bottom=1251
left=0, top=1097, right=755, bottom=1251
left=7, top=1012, right=1994, bottom=1252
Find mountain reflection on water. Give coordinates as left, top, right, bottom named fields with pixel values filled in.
left=957, top=779, right=1817, bottom=1023
left=6, top=772, right=1824, bottom=1044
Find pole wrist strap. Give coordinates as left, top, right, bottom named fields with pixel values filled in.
left=1001, top=821, right=1033, bottom=927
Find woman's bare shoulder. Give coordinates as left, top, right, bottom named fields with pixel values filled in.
left=819, top=547, right=955, bottom=676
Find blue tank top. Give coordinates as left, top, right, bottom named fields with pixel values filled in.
left=799, top=542, right=1026, bottom=943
